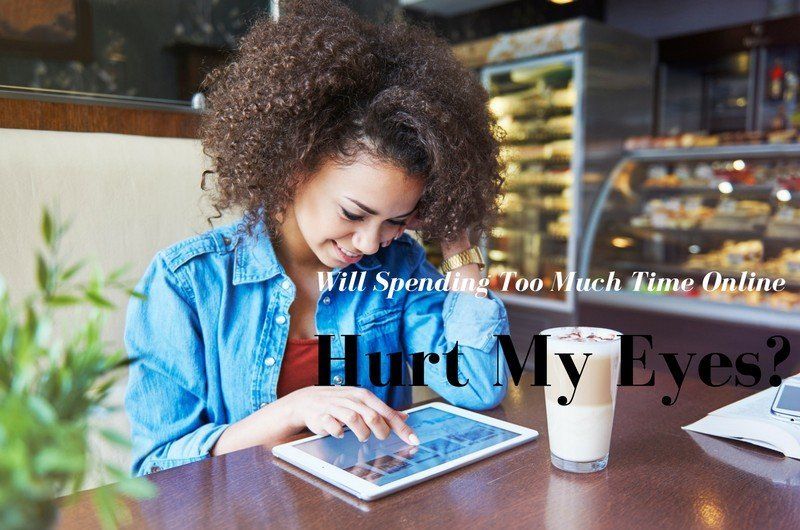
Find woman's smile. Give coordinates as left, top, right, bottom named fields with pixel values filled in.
left=332, top=240, right=363, bottom=264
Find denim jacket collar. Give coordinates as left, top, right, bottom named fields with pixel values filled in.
left=231, top=231, right=382, bottom=286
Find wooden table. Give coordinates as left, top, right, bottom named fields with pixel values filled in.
left=58, top=373, right=800, bottom=529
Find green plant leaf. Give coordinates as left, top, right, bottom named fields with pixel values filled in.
left=27, top=395, right=56, bottom=424
left=99, top=428, right=131, bottom=448
left=126, top=289, right=146, bottom=300
left=92, top=487, right=119, bottom=530
left=45, top=295, right=81, bottom=306
left=84, top=291, right=115, bottom=309
left=115, top=477, right=157, bottom=500
left=36, top=254, right=49, bottom=292
left=107, top=265, right=131, bottom=283
left=34, top=447, right=85, bottom=474
left=60, top=261, right=85, bottom=282
left=42, top=209, right=54, bottom=247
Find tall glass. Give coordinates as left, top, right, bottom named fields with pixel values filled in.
left=541, top=327, right=621, bottom=473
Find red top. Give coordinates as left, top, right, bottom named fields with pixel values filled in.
left=276, top=337, right=319, bottom=398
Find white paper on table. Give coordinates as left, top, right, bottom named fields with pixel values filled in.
left=682, top=375, right=800, bottom=460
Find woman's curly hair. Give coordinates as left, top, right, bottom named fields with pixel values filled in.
left=200, top=0, right=504, bottom=243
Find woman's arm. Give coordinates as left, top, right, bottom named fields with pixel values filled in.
left=400, top=231, right=509, bottom=410
left=125, top=254, right=229, bottom=476
left=126, top=254, right=417, bottom=473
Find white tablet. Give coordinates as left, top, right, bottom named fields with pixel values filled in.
left=272, top=402, right=538, bottom=500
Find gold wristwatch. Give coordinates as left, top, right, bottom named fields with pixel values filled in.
left=440, top=246, right=485, bottom=273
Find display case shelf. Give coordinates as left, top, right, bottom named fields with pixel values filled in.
left=581, top=144, right=800, bottom=328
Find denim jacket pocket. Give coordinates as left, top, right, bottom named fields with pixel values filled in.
left=356, top=305, right=402, bottom=333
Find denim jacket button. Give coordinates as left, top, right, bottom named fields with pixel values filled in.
left=275, top=315, right=287, bottom=325
left=264, top=356, right=276, bottom=367
left=281, top=279, right=291, bottom=290
left=150, top=465, right=161, bottom=473
left=322, top=296, right=331, bottom=305
left=333, top=375, right=344, bottom=385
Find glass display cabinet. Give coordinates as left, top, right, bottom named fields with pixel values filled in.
left=580, top=144, right=800, bottom=331
left=483, top=55, right=579, bottom=310
left=450, top=18, right=653, bottom=331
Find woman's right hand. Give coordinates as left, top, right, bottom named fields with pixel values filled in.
left=283, top=386, right=419, bottom=445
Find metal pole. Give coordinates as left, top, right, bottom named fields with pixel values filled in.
left=270, top=0, right=279, bottom=21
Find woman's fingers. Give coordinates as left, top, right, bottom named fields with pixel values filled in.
left=328, top=404, right=372, bottom=442
left=333, top=397, right=392, bottom=440
left=348, top=388, right=418, bottom=445
left=320, top=413, right=344, bottom=439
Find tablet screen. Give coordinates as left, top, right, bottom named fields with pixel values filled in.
left=294, top=406, right=520, bottom=486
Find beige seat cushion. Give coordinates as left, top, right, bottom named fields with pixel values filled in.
left=0, top=127, right=223, bottom=487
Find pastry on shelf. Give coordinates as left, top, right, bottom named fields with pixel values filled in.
left=710, top=160, right=757, bottom=185
left=684, top=239, right=764, bottom=269
left=763, top=249, right=800, bottom=278
left=502, top=144, right=546, bottom=162
left=701, top=199, right=771, bottom=231
left=766, top=206, right=800, bottom=239
left=624, top=136, right=653, bottom=150
left=643, top=163, right=682, bottom=187
left=652, top=136, right=681, bottom=149
left=544, top=139, right=573, bottom=159
left=722, top=239, right=764, bottom=267
left=700, top=289, right=762, bottom=307
left=512, top=168, right=573, bottom=186
left=541, top=188, right=572, bottom=211
left=550, top=83, right=576, bottom=108
left=631, top=196, right=712, bottom=229
left=545, top=115, right=573, bottom=136
left=679, top=132, right=720, bottom=148
left=497, top=116, right=550, bottom=142
left=764, top=291, right=800, bottom=311
left=767, top=129, right=797, bottom=144
left=547, top=213, right=571, bottom=238
left=489, top=84, right=547, bottom=117
left=499, top=192, right=523, bottom=214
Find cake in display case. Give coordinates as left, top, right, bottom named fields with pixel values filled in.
left=581, top=144, right=800, bottom=330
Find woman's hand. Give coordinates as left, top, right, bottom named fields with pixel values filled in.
left=284, top=386, right=418, bottom=445
left=212, top=386, right=418, bottom=456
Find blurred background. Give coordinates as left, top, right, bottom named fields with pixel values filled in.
left=2, top=0, right=800, bottom=488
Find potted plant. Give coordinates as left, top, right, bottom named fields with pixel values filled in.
left=0, top=209, right=156, bottom=529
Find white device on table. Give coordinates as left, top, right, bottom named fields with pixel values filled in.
left=272, top=402, right=538, bottom=501
left=770, top=377, right=800, bottom=423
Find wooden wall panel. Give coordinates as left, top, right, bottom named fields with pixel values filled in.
left=0, top=97, right=200, bottom=138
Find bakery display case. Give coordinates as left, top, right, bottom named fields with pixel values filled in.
left=449, top=18, right=653, bottom=328
left=580, top=144, right=800, bottom=331
left=482, top=55, right=578, bottom=310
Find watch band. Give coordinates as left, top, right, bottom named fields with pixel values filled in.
left=440, top=246, right=485, bottom=273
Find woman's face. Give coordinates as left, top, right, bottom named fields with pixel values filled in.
left=285, top=152, right=424, bottom=269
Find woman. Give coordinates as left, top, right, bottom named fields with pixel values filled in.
left=125, top=0, right=509, bottom=477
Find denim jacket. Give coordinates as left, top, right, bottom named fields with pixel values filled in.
left=124, top=220, right=509, bottom=476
